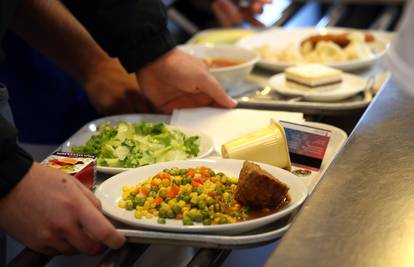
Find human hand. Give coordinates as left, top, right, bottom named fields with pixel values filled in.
left=83, top=58, right=152, bottom=115
left=136, top=48, right=237, bottom=114
left=0, top=162, right=125, bottom=256
left=212, top=0, right=272, bottom=27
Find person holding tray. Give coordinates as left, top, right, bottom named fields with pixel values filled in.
left=0, top=0, right=236, bottom=260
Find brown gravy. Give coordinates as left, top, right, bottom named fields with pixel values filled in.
left=203, top=58, right=243, bottom=68
left=247, top=194, right=292, bottom=220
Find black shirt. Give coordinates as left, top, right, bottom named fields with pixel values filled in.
left=0, top=0, right=20, bottom=62
left=0, top=0, right=176, bottom=196
left=0, top=0, right=33, bottom=197
left=64, top=0, right=176, bottom=72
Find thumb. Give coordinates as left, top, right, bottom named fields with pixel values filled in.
left=199, top=74, right=237, bottom=108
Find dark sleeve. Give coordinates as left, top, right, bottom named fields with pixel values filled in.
left=0, top=115, right=33, bottom=198
left=63, top=0, right=176, bottom=73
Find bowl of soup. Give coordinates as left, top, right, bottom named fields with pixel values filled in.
left=178, top=44, right=260, bottom=92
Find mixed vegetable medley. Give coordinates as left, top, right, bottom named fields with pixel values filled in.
left=118, top=167, right=250, bottom=225
left=71, top=122, right=200, bottom=168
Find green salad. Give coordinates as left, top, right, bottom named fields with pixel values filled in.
left=71, top=122, right=200, bottom=168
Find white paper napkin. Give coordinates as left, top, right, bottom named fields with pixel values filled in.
left=171, top=107, right=304, bottom=153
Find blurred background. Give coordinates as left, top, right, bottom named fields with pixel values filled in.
left=0, top=0, right=407, bottom=160
left=165, top=0, right=405, bottom=43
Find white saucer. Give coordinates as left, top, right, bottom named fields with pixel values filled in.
left=268, top=73, right=367, bottom=102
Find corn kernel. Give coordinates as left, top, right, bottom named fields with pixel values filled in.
left=118, top=201, right=126, bottom=208
left=162, top=179, right=170, bottom=187
left=134, top=211, right=142, bottom=219
left=122, top=192, right=130, bottom=200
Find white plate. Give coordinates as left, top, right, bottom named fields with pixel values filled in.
left=236, top=27, right=389, bottom=71
left=61, top=115, right=214, bottom=174
left=268, top=73, right=367, bottom=102
left=95, top=159, right=308, bottom=234
left=187, top=28, right=256, bottom=45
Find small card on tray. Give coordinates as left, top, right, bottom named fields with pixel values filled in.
left=280, top=121, right=331, bottom=171
left=41, top=152, right=96, bottom=189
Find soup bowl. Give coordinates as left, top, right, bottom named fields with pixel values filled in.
left=178, top=44, right=260, bottom=92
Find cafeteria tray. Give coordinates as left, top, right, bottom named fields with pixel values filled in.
left=191, top=27, right=394, bottom=115
left=234, top=66, right=390, bottom=115
left=70, top=116, right=348, bottom=249
left=116, top=217, right=291, bottom=249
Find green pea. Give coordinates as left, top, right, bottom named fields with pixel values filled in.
left=198, top=202, right=206, bottom=209
left=214, top=203, right=221, bottom=212
left=134, top=196, right=146, bottom=207
left=159, top=189, right=167, bottom=198
left=125, top=200, right=133, bottom=210
left=232, top=212, right=241, bottom=218
left=201, top=210, right=210, bottom=219
left=159, top=209, right=167, bottom=218
left=216, top=187, right=225, bottom=195
left=172, top=205, right=182, bottom=214
left=206, top=199, right=215, bottom=206
left=157, top=218, right=166, bottom=224
left=194, top=212, right=203, bottom=222
left=167, top=210, right=175, bottom=219
left=182, top=194, right=191, bottom=203
left=219, top=216, right=228, bottom=224
left=150, top=186, right=158, bottom=192
left=196, top=187, right=203, bottom=194
left=202, top=218, right=212, bottom=225
left=183, top=216, right=194, bottom=225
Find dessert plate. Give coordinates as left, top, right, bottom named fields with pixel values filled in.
left=268, top=73, right=367, bottom=102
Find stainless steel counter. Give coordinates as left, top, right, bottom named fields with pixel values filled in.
left=265, top=78, right=414, bottom=267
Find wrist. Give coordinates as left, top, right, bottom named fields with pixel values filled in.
left=137, top=48, right=177, bottom=76
left=76, top=52, right=114, bottom=86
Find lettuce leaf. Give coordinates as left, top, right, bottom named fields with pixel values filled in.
left=71, top=121, right=201, bottom=168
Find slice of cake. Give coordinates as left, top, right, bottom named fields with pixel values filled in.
left=285, top=64, right=342, bottom=91
left=235, top=161, right=290, bottom=208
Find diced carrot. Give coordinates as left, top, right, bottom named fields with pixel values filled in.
left=166, top=184, right=180, bottom=197
left=161, top=172, right=171, bottom=180
left=200, top=169, right=210, bottom=178
left=194, top=178, right=205, bottom=184
left=155, top=197, right=163, bottom=205
left=208, top=192, right=216, bottom=198
left=171, top=185, right=180, bottom=194
left=187, top=169, right=195, bottom=178
left=141, top=187, right=149, bottom=196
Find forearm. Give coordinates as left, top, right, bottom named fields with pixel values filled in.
left=11, top=0, right=112, bottom=84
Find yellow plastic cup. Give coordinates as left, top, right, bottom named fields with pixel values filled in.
left=221, top=119, right=292, bottom=171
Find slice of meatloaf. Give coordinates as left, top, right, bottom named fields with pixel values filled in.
left=235, top=161, right=290, bottom=208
